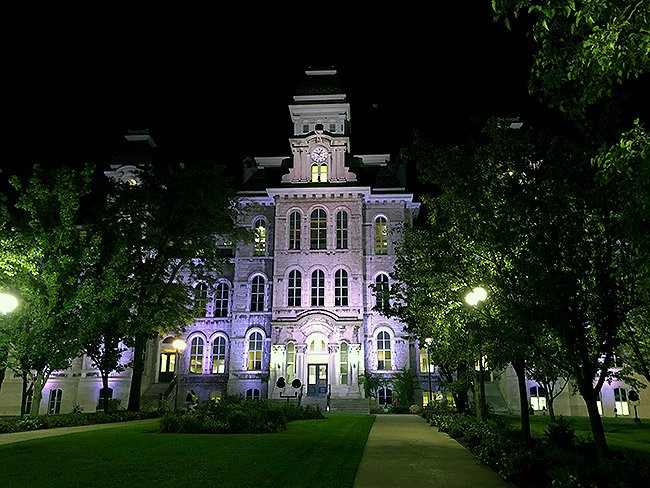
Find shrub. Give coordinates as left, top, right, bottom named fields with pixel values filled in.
left=545, top=416, right=575, bottom=449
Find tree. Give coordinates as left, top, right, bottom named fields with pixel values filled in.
left=0, top=164, right=94, bottom=414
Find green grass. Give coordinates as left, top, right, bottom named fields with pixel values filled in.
left=0, top=414, right=375, bottom=488
left=498, top=414, right=650, bottom=455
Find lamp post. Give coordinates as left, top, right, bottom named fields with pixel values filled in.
left=423, top=338, right=433, bottom=406
left=465, top=287, right=488, bottom=420
left=0, top=293, right=19, bottom=315
left=172, top=338, right=187, bottom=411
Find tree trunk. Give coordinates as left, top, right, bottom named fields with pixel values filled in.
left=512, top=358, right=531, bottom=439
left=547, top=392, right=556, bottom=422
left=582, top=387, right=609, bottom=459
left=101, top=371, right=110, bottom=413
left=127, top=334, right=147, bottom=412
left=0, top=367, right=5, bottom=397
left=454, top=362, right=469, bottom=412
left=20, top=373, right=29, bottom=415
left=30, top=372, right=45, bottom=416
left=0, top=345, right=7, bottom=396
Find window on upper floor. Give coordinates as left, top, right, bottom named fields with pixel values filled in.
left=289, top=211, right=301, bottom=250
left=211, top=336, right=227, bottom=374
left=377, top=331, right=392, bottom=370
left=288, top=270, right=302, bottom=307
left=190, top=336, right=204, bottom=374
left=311, top=270, right=325, bottom=307
left=254, top=219, right=266, bottom=256
left=311, top=163, right=327, bottom=183
left=214, top=282, right=230, bottom=318
left=250, top=276, right=265, bottom=312
left=375, top=216, right=388, bottom=255
left=248, top=331, right=263, bottom=370
left=194, top=282, right=209, bottom=317
left=310, top=209, right=327, bottom=249
left=336, top=210, right=348, bottom=249
left=335, top=269, right=349, bottom=307
left=375, top=273, right=389, bottom=311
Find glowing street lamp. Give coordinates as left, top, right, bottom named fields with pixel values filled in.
left=465, top=286, right=488, bottom=420
left=465, top=287, right=487, bottom=306
left=424, top=338, right=433, bottom=406
left=0, top=293, right=18, bottom=315
left=172, top=338, right=187, bottom=411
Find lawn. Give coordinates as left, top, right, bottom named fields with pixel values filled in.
left=0, top=414, right=375, bottom=488
left=498, top=414, right=650, bottom=455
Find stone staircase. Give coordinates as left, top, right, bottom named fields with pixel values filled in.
left=330, top=398, right=370, bottom=414
left=140, top=380, right=176, bottom=411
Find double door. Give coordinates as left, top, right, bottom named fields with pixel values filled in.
left=307, top=364, right=328, bottom=396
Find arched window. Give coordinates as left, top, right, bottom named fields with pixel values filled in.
left=289, top=211, right=301, bottom=250
left=375, top=216, right=388, bottom=255
left=254, top=218, right=266, bottom=256
left=248, top=331, right=263, bottom=370
left=214, top=282, right=230, bottom=318
left=288, top=270, right=302, bottom=307
left=194, top=282, right=209, bottom=317
left=250, top=276, right=265, bottom=312
left=340, top=342, right=348, bottom=385
left=377, top=331, right=392, bottom=370
left=245, top=388, right=261, bottom=400
left=311, top=269, right=325, bottom=306
left=375, top=273, right=389, bottom=310
left=378, top=386, right=393, bottom=407
left=335, top=269, right=349, bottom=306
left=310, top=209, right=327, bottom=249
left=286, top=342, right=295, bottom=380
left=189, top=336, right=204, bottom=374
left=336, top=210, right=348, bottom=249
left=48, top=388, right=62, bottom=414
left=211, top=336, right=227, bottom=374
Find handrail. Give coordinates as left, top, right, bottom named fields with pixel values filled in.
left=160, top=376, right=177, bottom=400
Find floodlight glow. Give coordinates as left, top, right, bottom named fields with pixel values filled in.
left=465, top=287, right=487, bottom=306
left=0, top=293, right=18, bottom=314
left=172, top=338, right=187, bottom=352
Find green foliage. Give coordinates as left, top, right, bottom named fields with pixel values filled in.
left=545, top=416, right=576, bottom=448
left=387, top=367, right=416, bottom=411
left=0, top=410, right=158, bottom=433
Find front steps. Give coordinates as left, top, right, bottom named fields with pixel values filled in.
left=330, top=398, right=370, bottom=414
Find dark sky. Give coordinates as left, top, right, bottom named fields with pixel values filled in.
left=2, top=4, right=537, bottom=182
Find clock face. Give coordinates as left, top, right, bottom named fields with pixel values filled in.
left=310, top=146, right=328, bottom=163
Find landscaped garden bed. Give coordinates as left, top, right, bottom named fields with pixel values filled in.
left=422, top=403, right=650, bottom=487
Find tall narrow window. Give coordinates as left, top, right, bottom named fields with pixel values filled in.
left=190, top=336, right=204, bottom=374
left=311, top=270, right=325, bottom=306
left=375, top=273, right=389, bottom=310
left=335, top=269, right=349, bottom=306
left=289, top=211, right=301, bottom=250
left=311, top=164, right=327, bottom=182
left=48, top=388, right=62, bottom=414
left=336, top=210, right=348, bottom=249
left=614, top=387, right=629, bottom=415
left=251, top=276, right=265, bottom=312
left=286, top=342, right=295, bottom=380
left=214, top=282, right=230, bottom=317
left=311, top=164, right=319, bottom=182
left=288, top=270, right=302, bottom=307
left=375, top=216, right=387, bottom=254
left=194, top=282, right=209, bottom=317
left=377, top=331, right=392, bottom=370
left=248, top=331, right=263, bottom=370
left=254, top=219, right=266, bottom=256
left=319, top=164, right=327, bottom=182
left=310, top=209, right=327, bottom=249
left=340, top=342, right=348, bottom=385
left=211, top=336, right=227, bottom=374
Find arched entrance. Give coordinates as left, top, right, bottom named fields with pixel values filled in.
left=159, top=337, right=176, bottom=382
left=305, top=332, right=329, bottom=397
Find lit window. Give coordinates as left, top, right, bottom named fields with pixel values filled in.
left=214, top=282, right=230, bottom=317
left=194, top=282, right=209, bottom=317
left=311, top=164, right=327, bottom=183
left=336, top=210, right=348, bottom=249
left=319, top=164, right=327, bottom=182
left=190, top=337, right=204, bottom=374
left=614, top=387, right=629, bottom=416
left=286, top=342, right=295, bottom=380
left=335, top=269, right=349, bottom=306
left=245, top=388, right=261, bottom=400
left=377, top=331, right=392, bottom=370
left=211, top=336, right=227, bottom=374
left=248, top=331, right=263, bottom=370
left=420, top=350, right=434, bottom=373
left=530, top=385, right=547, bottom=411
left=288, top=270, right=302, bottom=307
left=254, top=219, right=266, bottom=256
left=48, top=388, right=63, bottom=414
left=310, top=209, right=327, bottom=249
left=375, top=216, right=387, bottom=254
left=311, top=270, right=325, bottom=306
left=250, top=276, right=265, bottom=312
left=340, top=342, right=348, bottom=385
left=375, top=274, right=389, bottom=310
left=289, top=211, right=301, bottom=250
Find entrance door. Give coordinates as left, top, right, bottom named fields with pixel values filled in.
left=307, top=364, right=328, bottom=396
left=159, top=352, right=175, bottom=382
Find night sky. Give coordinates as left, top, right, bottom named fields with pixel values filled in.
left=2, top=5, right=537, bottom=186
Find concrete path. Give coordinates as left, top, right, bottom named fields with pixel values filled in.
left=0, top=419, right=156, bottom=446
left=353, top=415, right=512, bottom=488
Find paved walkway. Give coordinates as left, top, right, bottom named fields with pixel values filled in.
left=353, top=415, right=512, bottom=488
left=0, top=419, right=156, bottom=446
